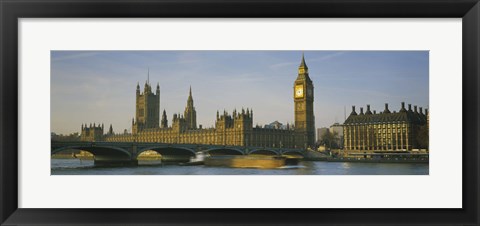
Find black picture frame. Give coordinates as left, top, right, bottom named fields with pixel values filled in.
left=1, top=0, right=479, bottom=225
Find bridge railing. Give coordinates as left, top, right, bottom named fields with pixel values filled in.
left=51, top=141, right=305, bottom=153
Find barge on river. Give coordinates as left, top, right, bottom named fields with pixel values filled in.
left=204, top=155, right=302, bottom=169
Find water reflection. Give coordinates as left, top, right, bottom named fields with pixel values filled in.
left=51, top=159, right=428, bottom=175
left=341, top=162, right=351, bottom=169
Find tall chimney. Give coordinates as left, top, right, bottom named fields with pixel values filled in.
left=419, top=107, right=423, bottom=115
left=360, top=107, right=364, bottom=115
left=384, top=103, right=391, bottom=113
left=351, top=106, right=357, bottom=115
left=425, top=108, right=428, bottom=115
left=414, top=106, right=418, bottom=113
left=366, top=104, right=372, bottom=114
left=408, top=104, right=412, bottom=112
left=373, top=110, right=376, bottom=114
left=399, top=102, right=407, bottom=112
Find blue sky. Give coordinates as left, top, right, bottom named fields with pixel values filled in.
left=51, top=51, right=429, bottom=135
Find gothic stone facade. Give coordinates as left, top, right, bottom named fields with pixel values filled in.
left=80, top=55, right=315, bottom=149
left=132, top=81, right=160, bottom=134
left=293, top=53, right=315, bottom=148
left=80, top=123, right=104, bottom=141
left=343, top=102, right=428, bottom=152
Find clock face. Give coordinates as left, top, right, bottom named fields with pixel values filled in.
left=295, top=85, right=304, bottom=98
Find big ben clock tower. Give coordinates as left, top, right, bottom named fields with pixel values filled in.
left=294, top=53, right=315, bottom=149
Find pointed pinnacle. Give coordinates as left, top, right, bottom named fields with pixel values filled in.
left=300, top=52, right=308, bottom=69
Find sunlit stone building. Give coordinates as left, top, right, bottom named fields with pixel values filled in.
left=343, top=103, right=428, bottom=152
left=80, top=123, right=104, bottom=141
left=80, top=55, right=316, bottom=149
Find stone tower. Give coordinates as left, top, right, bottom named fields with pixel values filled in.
left=184, top=86, right=197, bottom=129
left=161, top=109, right=168, bottom=128
left=80, top=123, right=104, bottom=141
left=233, top=108, right=253, bottom=146
left=293, top=53, right=315, bottom=148
left=132, top=73, right=160, bottom=134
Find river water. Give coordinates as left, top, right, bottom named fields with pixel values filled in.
left=51, top=159, right=428, bottom=175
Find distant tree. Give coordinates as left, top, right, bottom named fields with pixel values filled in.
left=320, top=131, right=339, bottom=149
left=416, top=125, right=429, bottom=149
left=51, top=132, right=81, bottom=142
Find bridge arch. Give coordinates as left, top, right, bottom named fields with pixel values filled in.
left=205, top=147, right=244, bottom=156
left=52, top=146, right=132, bottom=158
left=248, top=149, right=280, bottom=156
left=281, top=150, right=306, bottom=157
left=136, top=146, right=196, bottom=159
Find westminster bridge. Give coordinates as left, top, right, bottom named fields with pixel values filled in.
left=51, top=141, right=307, bottom=166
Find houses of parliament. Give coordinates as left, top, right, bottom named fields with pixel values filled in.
left=80, top=55, right=316, bottom=149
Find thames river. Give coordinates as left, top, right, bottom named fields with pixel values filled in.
left=51, top=159, right=429, bottom=175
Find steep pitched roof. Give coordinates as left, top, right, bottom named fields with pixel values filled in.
left=344, top=110, right=427, bottom=125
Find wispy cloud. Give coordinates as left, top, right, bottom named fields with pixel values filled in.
left=309, top=52, right=346, bottom=62
left=51, top=51, right=102, bottom=62
left=270, top=61, right=297, bottom=69
left=269, top=52, right=346, bottom=70
left=211, top=72, right=265, bottom=84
